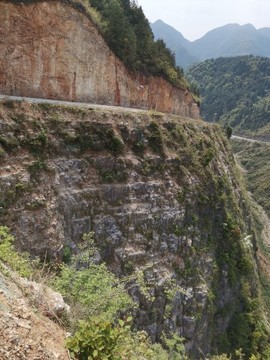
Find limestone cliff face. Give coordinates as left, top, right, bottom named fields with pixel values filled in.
left=0, top=100, right=258, bottom=357
left=0, top=0, right=199, bottom=118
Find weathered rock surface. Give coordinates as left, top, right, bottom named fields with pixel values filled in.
left=0, top=100, right=257, bottom=358
left=0, top=263, right=69, bottom=360
left=0, top=0, right=199, bottom=118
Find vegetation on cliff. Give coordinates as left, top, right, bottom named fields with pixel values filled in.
left=232, top=140, right=270, bottom=218
left=187, top=56, right=270, bottom=135
left=85, top=0, right=187, bottom=87
left=0, top=226, right=185, bottom=359
left=1, top=100, right=270, bottom=358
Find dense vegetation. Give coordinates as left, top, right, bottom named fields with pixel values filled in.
left=83, top=0, right=187, bottom=87
left=0, top=227, right=183, bottom=359
left=232, top=140, right=270, bottom=217
left=187, top=56, right=270, bottom=135
left=1, top=225, right=270, bottom=359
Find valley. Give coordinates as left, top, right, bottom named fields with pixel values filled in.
left=0, top=0, right=270, bottom=359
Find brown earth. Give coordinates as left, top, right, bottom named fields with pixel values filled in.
left=0, top=265, right=69, bottom=360
left=0, top=0, right=199, bottom=118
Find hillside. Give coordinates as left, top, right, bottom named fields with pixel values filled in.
left=187, top=56, right=270, bottom=136
left=232, top=140, right=270, bottom=217
left=1, top=0, right=270, bottom=358
left=151, top=21, right=270, bottom=69
left=0, top=0, right=199, bottom=117
left=0, top=98, right=270, bottom=358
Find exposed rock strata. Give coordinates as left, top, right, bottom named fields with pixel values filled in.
left=0, top=0, right=199, bottom=118
left=0, top=100, right=257, bottom=357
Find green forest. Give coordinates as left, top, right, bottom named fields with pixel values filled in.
left=187, top=56, right=270, bottom=135
left=83, top=0, right=187, bottom=88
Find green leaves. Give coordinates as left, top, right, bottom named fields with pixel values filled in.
left=0, top=226, right=32, bottom=278
left=187, top=56, right=270, bottom=133
left=65, top=318, right=130, bottom=359
left=52, top=232, right=134, bottom=324
left=53, top=262, right=134, bottom=322
left=53, top=232, right=175, bottom=358
left=88, top=0, right=186, bottom=87
left=65, top=317, right=172, bottom=360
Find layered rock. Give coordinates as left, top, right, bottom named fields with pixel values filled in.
left=0, top=0, right=199, bottom=118
left=0, top=100, right=258, bottom=357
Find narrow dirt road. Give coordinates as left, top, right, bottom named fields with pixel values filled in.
left=0, top=94, right=150, bottom=114
left=232, top=134, right=270, bottom=144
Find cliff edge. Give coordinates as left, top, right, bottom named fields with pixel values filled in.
left=0, top=99, right=267, bottom=357
left=0, top=0, right=199, bottom=118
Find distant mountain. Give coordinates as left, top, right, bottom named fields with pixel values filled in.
left=151, top=20, right=200, bottom=68
left=258, top=27, right=270, bottom=39
left=151, top=20, right=198, bottom=68
left=187, top=56, right=270, bottom=135
left=151, top=21, right=270, bottom=68
left=151, top=19, right=189, bottom=49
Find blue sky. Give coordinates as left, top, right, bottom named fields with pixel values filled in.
left=137, top=0, right=270, bottom=40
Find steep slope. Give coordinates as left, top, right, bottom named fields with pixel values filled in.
left=151, top=21, right=270, bottom=68
left=232, top=139, right=270, bottom=217
left=0, top=99, right=269, bottom=358
left=187, top=56, right=270, bottom=136
left=0, top=262, right=69, bottom=359
left=0, top=0, right=199, bottom=118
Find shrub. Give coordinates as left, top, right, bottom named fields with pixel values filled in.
left=66, top=317, right=171, bottom=360
left=52, top=232, right=134, bottom=323
left=0, top=226, right=32, bottom=277
left=53, top=262, right=134, bottom=323
left=28, top=159, right=47, bottom=179
left=147, top=121, right=165, bottom=155
left=66, top=318, right=130, bottom=360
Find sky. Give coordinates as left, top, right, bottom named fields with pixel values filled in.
left=137, top=0, right=270, bottom=41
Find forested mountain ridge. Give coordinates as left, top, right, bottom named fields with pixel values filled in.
left=151, top=20, right=270, bottom=69
left=187, top=56, right=270, bottom=136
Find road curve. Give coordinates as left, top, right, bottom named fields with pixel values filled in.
left=0, top=94, right=150, bottom=114
left=231, top=135, right=270, bottom=144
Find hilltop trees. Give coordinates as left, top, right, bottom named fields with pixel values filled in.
left=187, top=56, right=270, bottom=134
left=88, top=0, right=186, bottom=87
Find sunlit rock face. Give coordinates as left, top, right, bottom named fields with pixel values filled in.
left=0, top=0, right=199, bottom=118
left=0, top=100, right=256, bottom=358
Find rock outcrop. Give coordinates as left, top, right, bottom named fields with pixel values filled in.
left=0, top=263, right=69, bottom=360
left=0, top=99, right=259, bottom=357
left=0, top=0, right=199, bottom=118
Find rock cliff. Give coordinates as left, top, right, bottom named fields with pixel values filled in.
left=0, top=0, right=199, bottom=118
left=0, top=99, right=263, bottom=357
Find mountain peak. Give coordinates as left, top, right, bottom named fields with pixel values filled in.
left=151, top=19, right=190, bottom=48
left=151, top=20, right=270, bottom=68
